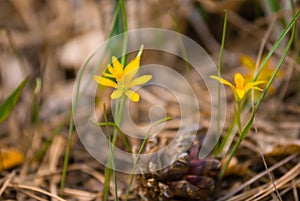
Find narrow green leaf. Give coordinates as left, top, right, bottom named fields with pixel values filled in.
left=0, top=77, right=28, bottom=123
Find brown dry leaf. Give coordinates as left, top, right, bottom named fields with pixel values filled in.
left=0, top=148, right=24, bottom=171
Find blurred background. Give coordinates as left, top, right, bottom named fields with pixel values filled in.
left=0, top=0, right=300, bottom=200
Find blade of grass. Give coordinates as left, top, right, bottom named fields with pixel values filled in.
left=103, top=104, right=118, bottom=201
left=60, top=53, right=95, bottom=194
left=31, top=78, right=41, bottom=126
left=0, top=77, right=28, bottom=124
left=214, top=10, right=227, bottom=156
left=119, top=0, right=128, bottom=66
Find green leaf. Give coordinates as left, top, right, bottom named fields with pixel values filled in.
left=0, top=77, right=28, bottom=123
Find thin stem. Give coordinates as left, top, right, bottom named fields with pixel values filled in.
left=125, top=116, right=172, bottom=201
left=103, top=104, right=118, bottom=201
left=214, top=10, right=228, bottom=156
left=119, top=0, right=128, bottom=66
left=235, top=102, right=242, bottom=134
left=103, top=96, right=126, bottom=201
left=217, top=119, right=236, bottom=155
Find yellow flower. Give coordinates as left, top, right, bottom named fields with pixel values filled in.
left=240, top=54, right=281, bottom=93
left=210, top=73, right=265, bottom=101
left=94, top=45, right=152, bottom=102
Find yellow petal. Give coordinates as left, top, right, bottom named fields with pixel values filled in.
left=245, top=80, right=266, bottom=92
left=112, top=56, right=124, bottom=77
left=240, top=55, right=255, bottom=71
left=252, top=87, right=263, bottom=91
left=248, top=80, right=266, bottom=86
left=111, top=89, right=123, bottom=99
left=129, top=75, right=152, bottom=88
left=210, top=75, right=235, bottom=89
left=94, top=76, right=116, bottom=88
left=234, top=73, right=245, bottom=89
left=124, top=45, right=143, bottom=75
left=125, top=90, right=140, bottom=102
left=123, top=68, right=139, bottom=84
left=235, top=89, right=245, bottom=100
left=124, top=56, right=140, bottom=76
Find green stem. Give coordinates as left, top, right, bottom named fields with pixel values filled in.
left=217, top=119, right=236, bottom=156
left=103, top=104, right=118, bottom=200
left=103, top=97, right=126, bottom=201
left=214, top=10, right=228, bottom=156
left=236, top=102, right=242, bottom=134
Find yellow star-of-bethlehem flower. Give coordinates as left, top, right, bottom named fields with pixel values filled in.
left=94, top=45, right=152, bottom=102
left=240, top=54, right=281, bottom=93
left=210, top=73, right=265, bottom=101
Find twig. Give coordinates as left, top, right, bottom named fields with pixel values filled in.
left=258, top=144, right=283, bottom=201
left=246, top=162, right=300, bottom=201
left=254, top=16, right=276, bottom=75
left=217, top=153, right=298, bottom=201
left=292, top=179, right=299, bottom=201
left=19, top=189, right=49, bottom=201
left=8, top=183, right=67, bottom=201
left=0, top=170, right=16, bottom=196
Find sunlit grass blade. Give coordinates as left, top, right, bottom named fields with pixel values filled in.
left=0, top=77, right=28, bottom=124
